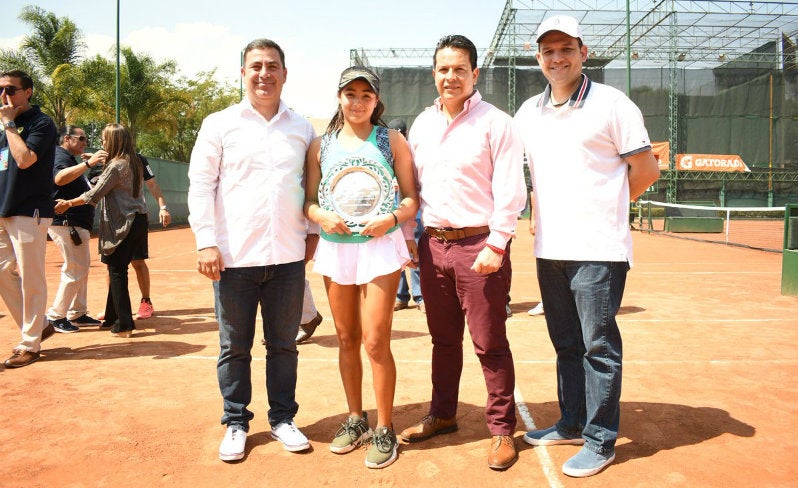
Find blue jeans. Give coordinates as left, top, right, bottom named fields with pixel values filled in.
left=397, top=216, right=423, bottom=304
left=397, top=267, right=422, bottom=304
left=536, top=258, right=628, bottom=454
left=213, top=260, right=304, bottom=431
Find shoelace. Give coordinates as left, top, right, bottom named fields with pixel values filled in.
left=492, top=435, right=513, bottom=451
left=336, top=418, right=367, bottom=439
left=372, top=429, right=396, bottom=453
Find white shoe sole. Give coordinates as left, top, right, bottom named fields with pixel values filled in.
left=562, top=452, right=615, bottom=477
left=330, top=431, right=372, bottom=454
left=365, top=445, right=398, bottom=469
left=271, top=432, right=310, bottom=452
left=219, top=450, right=245, bottom=462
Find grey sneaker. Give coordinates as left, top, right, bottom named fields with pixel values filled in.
left=365, top=425, right=398, bottom=469
left=330, top=413, right=372, bottom=454
left=562, top=446, right=615, bottom=477
left=523, top=425, right=584, bottom=446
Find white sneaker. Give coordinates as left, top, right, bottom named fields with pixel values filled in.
left=219, top=426, right=247, bottom=461
left=271, top=420, right=310, bottom=452
left=528, top=302, right=545, bottom=316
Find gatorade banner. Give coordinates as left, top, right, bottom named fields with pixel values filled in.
left=676, top=154, right=751, bottom=172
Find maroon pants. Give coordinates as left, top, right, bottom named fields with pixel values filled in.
left=418, top=232, right=516, bottom=435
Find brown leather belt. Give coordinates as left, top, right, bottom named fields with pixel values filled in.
left=424, top=225, right=490, bottom=242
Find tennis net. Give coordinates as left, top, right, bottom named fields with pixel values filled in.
left=635, top=200, right=786, bottom=253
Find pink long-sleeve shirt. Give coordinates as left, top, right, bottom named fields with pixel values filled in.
left=409, top=91, right=526, bottom=249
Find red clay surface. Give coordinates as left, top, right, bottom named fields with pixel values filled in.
left=2, top=223, right=796, bottom=487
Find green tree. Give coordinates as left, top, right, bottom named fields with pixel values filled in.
left=118, top=47, right=185, bottom=144
left=0, top=6, right=86, bottom=128
left=75, top=48, right=188, bottom=152
left=138, top=70, right=238, bottom=162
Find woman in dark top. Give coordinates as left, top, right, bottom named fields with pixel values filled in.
left=55, top=123, right=148, bottom=337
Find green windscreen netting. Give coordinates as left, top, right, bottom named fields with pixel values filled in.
left=375, top=65, right=797, bottom=205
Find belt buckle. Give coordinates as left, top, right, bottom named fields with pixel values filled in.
left=429, top=227, right=448, bottom=242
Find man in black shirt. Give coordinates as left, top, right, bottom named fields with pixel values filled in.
left=47, top=125, right=106, bottom=333
left=0, top=69, right=58, bottom=368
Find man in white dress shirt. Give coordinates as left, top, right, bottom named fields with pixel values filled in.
left=188, top=38, right=317, bottom=462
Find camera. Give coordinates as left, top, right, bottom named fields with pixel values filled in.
left=69, top=226, right=82, bottom=246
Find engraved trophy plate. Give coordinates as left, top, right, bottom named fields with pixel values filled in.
left=319, top=156, right=395, bottom=232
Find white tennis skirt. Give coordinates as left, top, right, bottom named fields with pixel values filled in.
left=312, top=230, right=410, bottom=285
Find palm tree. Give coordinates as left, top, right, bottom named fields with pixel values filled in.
left=118, top=47, right=186, bottom=144
left=0, top=6, right=87, bottom=128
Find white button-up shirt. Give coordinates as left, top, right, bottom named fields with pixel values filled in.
left=188, top=99, right=315, bottom=268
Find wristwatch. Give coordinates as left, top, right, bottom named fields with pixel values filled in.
left=3, top=120, right=16, bottom=130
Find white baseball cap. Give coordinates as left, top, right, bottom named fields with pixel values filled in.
left=535, top=15, right=583, bottom=43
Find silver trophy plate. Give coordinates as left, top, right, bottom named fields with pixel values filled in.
left=319, top=156, right=395, bottom=231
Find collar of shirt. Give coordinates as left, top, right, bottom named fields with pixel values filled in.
left=537, top=74, right=592, bottom=110
left=237, top=98, right=290, bottom=124
left=433, top=90, right=483, bottom=122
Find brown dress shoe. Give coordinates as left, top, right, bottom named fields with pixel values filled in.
left=399, top=415, right=458, bottom=442
left=488, top=435, right=518, bottom=470
left=394, top=300, right=408, bottom=311
left=4, top=349, right=41, bottom=368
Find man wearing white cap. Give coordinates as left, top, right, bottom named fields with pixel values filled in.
left=514, top=15, right=659, bottom=477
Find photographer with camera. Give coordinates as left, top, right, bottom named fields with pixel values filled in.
left=46, top=125, right=106, bottom=333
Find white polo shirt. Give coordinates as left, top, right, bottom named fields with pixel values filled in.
left=514, top=75, right=651, bottom=266
left=188, top=99, right=315, bottom=268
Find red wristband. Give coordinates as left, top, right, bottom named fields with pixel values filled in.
left=486, top=244, right=505, bottom=255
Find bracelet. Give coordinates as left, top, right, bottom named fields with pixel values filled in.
left=84, top=161, right=91, bottom=169
left=391, top=212, right=398, bottom=226
left=160, top=205, right=169, bottom=211
left=486, top=244, right=505, bottom=255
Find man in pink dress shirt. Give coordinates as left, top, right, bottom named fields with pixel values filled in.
left=398, top=34, right=527, bottom=470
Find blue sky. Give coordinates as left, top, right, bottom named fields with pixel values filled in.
left=1, top=1, right=505, bottom=117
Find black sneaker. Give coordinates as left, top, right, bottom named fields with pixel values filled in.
left=51, top=318, right=79, bottom=333
left=71, top=314, right=102, bottom=326
left=295, top=313, right=323, bottom=344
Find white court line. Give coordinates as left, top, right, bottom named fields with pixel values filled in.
left=618, top=318, right=789, bottom=323
left=169, top=356, right=798, bottom=366
left=511, top=270, right=779, bottom=275
left=515, top=387, right=564, bottom=488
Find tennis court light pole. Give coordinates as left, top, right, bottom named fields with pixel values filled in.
left=115, top=0, right=120, bottom=124
left=626, top=0, right=631, bottom=97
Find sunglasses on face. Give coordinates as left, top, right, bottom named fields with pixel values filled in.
left=70, top=135, right=87, bottom=142
left=0, top=86, right=24, bottom=96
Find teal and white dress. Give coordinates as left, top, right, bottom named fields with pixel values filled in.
left=312, top=125, right=410, bottom=285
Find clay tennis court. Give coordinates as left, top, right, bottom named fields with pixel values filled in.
left=2, top=222, right=796, bottom=487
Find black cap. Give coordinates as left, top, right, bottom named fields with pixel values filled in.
left=338, top=66, right=380, bottom=93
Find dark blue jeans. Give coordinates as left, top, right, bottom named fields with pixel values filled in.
left=536, top=258, right=628, bottom=454
left=213, top=260, right=304, bottom=431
